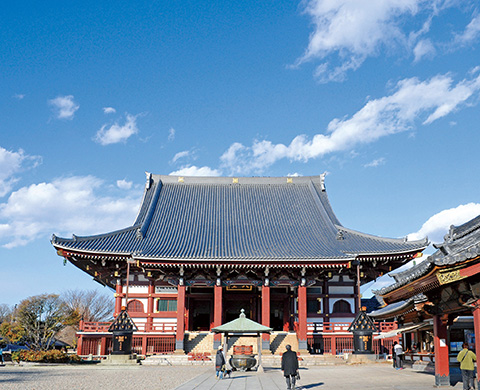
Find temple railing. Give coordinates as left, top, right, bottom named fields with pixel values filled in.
left=306, top=321, right=397, bottom=334
left=79, top=321, right=177, bottom=333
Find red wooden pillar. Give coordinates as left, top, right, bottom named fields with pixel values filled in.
left=100, top=336, right=107, bottom=356
left=77, top=334, right=84, bottom=356
left=175, top=284, right=186, bottom=353
left=472, top=299, right=480, bottom=387
left=261, top=285, right=270, bottom=350
left=114, top=281, right=122, bottom=316
left=142, top=335, right=148, bottom=356
left=298, top=285, right=308, bottom=351
left=213, top=284, right=223, bottom=348
left=433, top=314, right=450, bottom=386
left=147, top=281, right=154, bottom=332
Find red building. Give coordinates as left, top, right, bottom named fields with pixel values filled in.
left=376, top=215, right=480, bottom=387
left=51, top=174, right=427, bottom=356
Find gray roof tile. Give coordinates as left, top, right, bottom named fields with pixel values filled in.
left=52, top=174, right=427, bottom=262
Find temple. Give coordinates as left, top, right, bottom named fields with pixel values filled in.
left=51, top=173, right=428, bottom=357
left=374, top=215, right=480, bottom=387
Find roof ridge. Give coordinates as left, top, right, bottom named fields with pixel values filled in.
left=336, top=225, right=429, bottom=246
left=51, top=224, right=140, bottom=244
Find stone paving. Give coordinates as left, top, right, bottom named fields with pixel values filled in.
left=176, top=364, right=467, bottom=390
left=0, top=362, right=471, bottom=390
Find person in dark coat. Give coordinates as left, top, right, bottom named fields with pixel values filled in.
left=281, top=344, right=299, bottom=390
left=215, top=346, right=226, bottom=379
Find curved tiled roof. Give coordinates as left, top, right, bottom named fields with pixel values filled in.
left=376, top=213, right=480, bottom=296
left=52, top=174, right=427, bottom=262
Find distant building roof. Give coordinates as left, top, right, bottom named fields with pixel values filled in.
left=376, top=214, right=480, bottom=298
left=52, top=174, right=427, bottom=265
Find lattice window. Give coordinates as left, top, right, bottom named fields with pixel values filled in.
left=127, top=299, right=144, bottom=313
left=157, top=299, right=177, bottom=312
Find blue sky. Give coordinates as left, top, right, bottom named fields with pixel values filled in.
left=2, top=1, right=480, bottom=305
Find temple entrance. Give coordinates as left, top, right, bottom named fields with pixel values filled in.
left=224, top=287, right=259, bottom=323
left=270, top=288, right=291, bottom=331
left=187, top=288, right=214, bottom=331
left=189, top=299, right=212, bottom=331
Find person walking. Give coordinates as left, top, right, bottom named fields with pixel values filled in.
left=392, top=341, right=397, bottom=368
left=281, top=344, right=299, bottom=390
left=456, top=342, right=477, bottom=390
left=215, top=345, right=226, bottom=380
left=394, top=342, right=404, bottom=370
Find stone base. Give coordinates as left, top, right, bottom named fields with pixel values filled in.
left=173, top=349, right=186, bottom=355
left=434, top=374, right=450, bottom=387
left=347, top=354, right=377, bottom=363
left=101, top=354, right=139, bottom=365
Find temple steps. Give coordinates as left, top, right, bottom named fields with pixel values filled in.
left=184, top=332, right=214, bottom=354
left=182, top=331, right=300, bottom=355
left=269, top=332, right=298, bottom=355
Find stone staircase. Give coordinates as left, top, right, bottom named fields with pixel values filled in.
left=269, top=332, right=298, bottom=355
left=184, top=332, right=214, bottom=354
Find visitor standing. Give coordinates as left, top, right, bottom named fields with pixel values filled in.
left=281, top=344, right=299, bottom=390
left=392, top=341, right=397, bottom=368
left=394, top=342, right=404, bottom=370
left=456, top=342, right=477, bottom=390
left=215, top=346, right=226, bottom=380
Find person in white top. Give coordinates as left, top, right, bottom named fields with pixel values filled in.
left=394, top=343, right=404, bottom=370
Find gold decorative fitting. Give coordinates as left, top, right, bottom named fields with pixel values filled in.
left=178, top=177, right=184, bottom=183
left=437, top=269, right=463, bottom=285
left=86, top=265, right=89, bottom=271
left=232, top=178, right=239, bottom=184
left=147, top=271, right=152, bottom=277
left=114, top=271, right=119, bottom=277
left=287, top=177, right=293, bottom=183
left=94, top=271, right=98, bottom=277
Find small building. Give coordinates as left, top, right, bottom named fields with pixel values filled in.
left=51, top=174, right=427, bottom=356
left=376, top=215, right=480, bottom=386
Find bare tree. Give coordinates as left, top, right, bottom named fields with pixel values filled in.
left=0, top=303, right=13, bottom=323
left=17, top=294, right=65, bottom=350
left=62, top=289, right=114, bottom=323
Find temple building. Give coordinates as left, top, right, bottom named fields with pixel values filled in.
left=374, top=215, right=480, bottom=387
left=51, top=173, right=427, bottom=356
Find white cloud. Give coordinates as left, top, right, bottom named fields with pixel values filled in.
left=13, top=94, right=25, bottom=100
left=408, top=203, right=480, bottom=244
left=169, top=165, right=222, bottom=177
left=103, top=107, right=116, bottom=114
left=0, top=176, right=141, bottom=248
left=168, top=128, right=176, bottom=142
left=172, top=150, right=191, bottom=163
left=364, top=157, right=385, bottom=168
left=453, top=15, right=480, bottom=46
left=116, top=179, right=133, bottom=190
left=48, top=95, right=79, bottom=120
left=94, top=114, right=139, bottom=145
left=221, top=70, right=480, bottom=174
left=0, top=147, right=41, bottom=197
left=413, top=39, right=436, bottom=62
left=295, top=1, right=473, bottom=82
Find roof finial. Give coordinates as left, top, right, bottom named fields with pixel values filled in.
left=240, top=309, right=246, bottom=318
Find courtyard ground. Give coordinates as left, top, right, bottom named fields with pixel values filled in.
left=0, top=362, right=470, bottom=390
